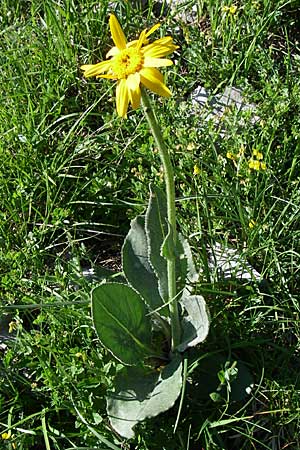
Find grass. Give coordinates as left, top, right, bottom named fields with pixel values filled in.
left=0, top=0, right=300, bottom=448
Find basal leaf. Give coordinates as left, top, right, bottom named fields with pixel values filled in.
left=122, top=215, right=168, bottom=317
left=177, top=294, right=210, bottom=352
left=91, top=283, right=154, bottom=365
left=178, top=234, right=199, bottom=285
left=161, top=222, right=176, bottom=262
left=145, top=185, right=198, bottom=305
left=145, top=184, right=168, bottom=302
left=106, top=355, right=182, bottom=438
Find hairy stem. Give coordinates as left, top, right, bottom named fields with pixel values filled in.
left=141, top=89, right=180, bottom=351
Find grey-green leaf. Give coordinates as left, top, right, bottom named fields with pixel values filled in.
left=177, top=294, right=210, bottom=352
left=174, top=234, right=198, bottom=300
left=161, top=222, right=176, bottom=262
left=145, top=184, right=168, bottom=302
left=178, top=234, right=199, bottom=285
left=106, top=355, right=182, bottom=438
left=122, top=215, right=168, bottom=317
left=91, top=283, right=153, bottom=365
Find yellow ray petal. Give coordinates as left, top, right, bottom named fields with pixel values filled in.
left=127, top=24, right=160, bottom=48
left=96, top=74, right=117, bottom=79
left=143, top=40, right=178, bottom=58
left=126, top=39, right=139, bottom=48
left=136, top=29, right=147, bottom=51
left=130, top=87, right=141, bottom=109
left=109, top=14, right=127, bottom=50
left=116, top=79, right=129, bottom=117
left=106, top=46, right=120, bottom=58
left=140, top=67, right=172, bottom=97
left=143, top=66, right=163, bottom=83
left=144, top=56, right=173, bottom=67
left=147, top=36, right=174, bottom=47
left=80, top=64, right=94, bottom=71
left=127, top=73, right=141, bottom=109
left=127, top=72, right=141, bottom=91
left=81, top=60, right=112, bottom=77
left=146, top=23, right=160, bottom=37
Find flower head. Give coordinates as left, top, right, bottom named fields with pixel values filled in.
left=222, top=5, right=238, bottom=14
left=1, top=431, right=11, bottom=440
left=260, top=161, right=267, bottom=171
left=193, top=164, right=201, bottom=176
left=237, top=145, right=245, bottom=157
left=248, top=159, right=260, bottom=171
left=248, top=148, right=267, bottom=171
left=252, top=148, right=263, bottom=160
left=226, top=151, right=236, bottom=161
left=8, top=321, right=18, bottom=333
left=81, top=15, right=178, bottom=117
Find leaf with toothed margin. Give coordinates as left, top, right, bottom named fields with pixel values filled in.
left=122, top=215, right=168, bottom=317
left=145, top=184, right=169, bottom=303
left=145, top=184, right=199, bottom=304
left=178, top=234, right=199, bottom=284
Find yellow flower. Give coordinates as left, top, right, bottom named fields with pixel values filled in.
left=249, top=219, right=256, bottom=229
left=222, top=5, right=238, bottom=14
left=237, top=145, right=245, bottom=157
left=1, top=431, right=11, bottom=440
left=252, top=149, right=263, bottom=160
left=8, top=321, right=17, bottom=333
left=193, top=164, right=201, bottom=175
left=248, top=159, right=267, bottom=171
left=75, top=352, right=87, bottom=361
left=248, top=159, right=260, bottom=171
left=187, top=142, right=196, bottom=151
left=226, top=151, right=236, bottom=160
left=260, top=161, right=267, bottom=170
left=81, top=15, right=178, bottom=118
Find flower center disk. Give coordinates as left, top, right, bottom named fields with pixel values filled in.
left=112, top=48, right=144, bottom=79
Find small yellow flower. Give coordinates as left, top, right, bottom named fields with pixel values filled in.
left=81, top=15, right=178, bottom=118
left=75, top=352, right=87, bottom=361
left=187, top=142, right=196, bottom=151
left=248, top=159, right=267, bottom=171
left=252, top=149, right=263, bottom=160
left=249, top=219, right=256, bottom=229
left=8, top=321, right=17, bottom=333
left=237, top=145, right=245, bottom=157
left=226, top=151, right=236, bottom=160
left=260, top=161, right=267, bottom=170
left=259, top=119, right=265, bottom=127
left=1, top=431, right=11, bottom=440
left=248, top=159, right=260, bottom=171
left=193, top=164, right=201, bottom=175
left=222, top=4, right=237, bottom=14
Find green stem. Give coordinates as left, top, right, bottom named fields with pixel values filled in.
left=141, top=89, right=181, bottom=351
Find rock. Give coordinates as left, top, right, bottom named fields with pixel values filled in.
left=207, top=242, right=261, bottom=281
